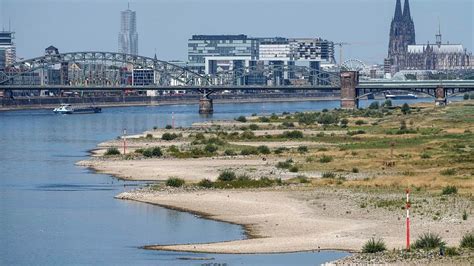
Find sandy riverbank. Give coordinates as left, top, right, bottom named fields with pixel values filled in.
left=78, top=102, right=473, bottom=259
left=116, top=187, right=472, bottom=254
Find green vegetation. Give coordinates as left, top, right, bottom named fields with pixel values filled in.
left=165, top=125, right=173, bottom=129
left=257, top=145, right=271, bottom=155
left=369, top=102, right=380, bottom=110
left=464, top=94, right=470, bottom=100
left=276, top=159, right=294, bottom=170
left=166, top=177, right=185, bottom=187
left=383, top=99, right=392, bottom=107
left=282, top=130, right=304, bottom=139
left=197, top=178, right=213, bottom=188
left=460, top=231, right=474, bottom=248
left=249, top=124, right=259, bottom=130
left=355, top=119, right=366, bottom=125
left=362, top=238, right=386, bottom=253
left=139, top=147, right=163, bottom=158
left=462, top=210, right=468, bottom=221
left=440, top=168, right=457, bottom=176
left=297, top=146, right=309, bottom=154
left=413, top=232, right=445, bottom=249
left=235, top=116, right=247, bottom=123
left=162, top=133, right=179, bottom=141
left=401, top=103, right=411, bottom=115
left=319, top=155, right=333, bottom=163
left=240, top=147, right=259, bottom=155
left=322, top=172, right=336, bottom=179
left=217, top=170, right=237, bottom=182
left=104, top=147, right=120, bottom=156
left=145, top=133, right=153, bottom=139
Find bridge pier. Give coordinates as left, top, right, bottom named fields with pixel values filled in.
left=340, top=71, right=360, bottom=109
left=435, top=86, right=447, bottom=106
left=199, top=95, right=214, bottom=114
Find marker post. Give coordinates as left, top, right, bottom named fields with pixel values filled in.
left=123, top=128, right=127, bottom=155
left=406, top=188, right=411, bottom=251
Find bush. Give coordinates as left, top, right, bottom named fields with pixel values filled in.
left=369, top=101, right=380, bottom=110
left=249, top=124, right=259, bottom=130
left=224, top=149, right=236, bottom=156
left=240, top=147, right=259, bottom=155
left=241, top=131, right=255, bottom=139
left=165, top=125, right=173, bottom=129
left=362, top=238, right=386, bottom=253
left=401, top=103, right=411, bottom=115
left=297, top=146, right=309, bottom=154
left=340, top=118, right=349, bottom=127
left=142, top=147, right=163, bottom=158
left=440, top=168, right=456, bottom=176
left=355, top=119, right=366, bottom=125
left=464, top=94, right=470, bottom=100
left=276, top=159, right=293, bottom=169
left=162, top=133, right=178, bottom=141
left=104, top=147, right=120, bottom=156
left=319, top=155, right=333, bottom=163
left=445, top=247, right=460, bottom=256
left=463, top=210, right=468, bottom=221
left=460, top=231, right=474, bottom=248
left=204, top=144, right=218, bottom=153
left=289, top=166, right=299, bottom=173
left=420, top=152, right=431, bottom=159
left=413, top=232, right=445, bottom=249
left=257, top=145, right=271, bottom=155
left=274, top=147, right=289, bottom=154
left=297, top=175, right=309, bottom=183
left=259, top=116, right=270, bottom=123
left=166, top=177, right=185, bottom=187
left=347, top=130, right=366, bottom=136
left=282, top=130, right=304, bottom=139
left=322, top=172, right=336, bottom=178
left=146, top=133, right=153, bottom=139
left=352, top=167, right=359, bottom=173
left=198, top=178, right=214, bottom=188
left=318, top=113, right=338, bottom=125
left=218, top=170, right=236, bottom=182
left=441, top=186, right=458, bottom=195
left=383, top=99, right=392, bottom=107
left=235, top=116, right=247, bottom=123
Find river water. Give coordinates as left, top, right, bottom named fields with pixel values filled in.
left=0, top=98, right=446, bottom=265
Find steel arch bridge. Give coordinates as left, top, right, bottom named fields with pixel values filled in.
left=0, top=51, right=342, bottom=88
left=209, top=65, right=340, bottom=87
left=0, top=51, right=210, bottom=87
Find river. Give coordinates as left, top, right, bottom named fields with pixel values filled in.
left=0, top=98, right=449, bottom=265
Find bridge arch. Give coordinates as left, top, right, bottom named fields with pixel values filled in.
left=0, top=51, right=210, bottom=86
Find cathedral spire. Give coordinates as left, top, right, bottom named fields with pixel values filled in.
left=403, top=0, right=412, bottom=20
left=394, top=0, right=403, bottom=19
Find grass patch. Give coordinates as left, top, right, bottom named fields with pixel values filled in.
left=104, top=147, right=120, bottom=156
left=460, top=231, right=474, bottom=248
left=440, top=168, right=456, bottom=176
left=218, top=170, right=237, bottom=182
left=319, top=155, right=333, bottom=163
left=362, top=238, right=386, bottom=253
left=413, top=232, right=445, bottom=249
left=441, top=185, right=458, bottom=195
left=166, top=177, right=185, bottom=187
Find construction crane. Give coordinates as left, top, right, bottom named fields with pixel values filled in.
left=334, top=42, right=351, bottom=67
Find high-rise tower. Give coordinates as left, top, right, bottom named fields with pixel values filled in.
left=387, top=0, right=415, bottom=68
left=118, top=5, right=138, bottom=55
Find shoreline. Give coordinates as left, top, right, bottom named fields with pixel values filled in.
left=77, top=101, right=473, bottom=262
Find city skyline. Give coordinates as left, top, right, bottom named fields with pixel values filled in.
left=1, top=0, right=472, bottom=64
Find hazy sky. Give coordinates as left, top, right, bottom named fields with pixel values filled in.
left=1, top=0, right=473, bottom=64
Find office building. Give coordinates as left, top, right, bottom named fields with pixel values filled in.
left=118, top=5, right=138, bottom=55
left=0, top=31, right=16, bottom=70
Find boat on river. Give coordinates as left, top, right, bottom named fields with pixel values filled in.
left=53, top=104, right=102, bottom=114
left=385, top=93, right=418, bottom=100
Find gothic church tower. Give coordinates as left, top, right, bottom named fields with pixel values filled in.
left=388, top=0, right=416, bottom=68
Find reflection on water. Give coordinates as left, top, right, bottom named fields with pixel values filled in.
left=1, top=99, right=445, bottom=265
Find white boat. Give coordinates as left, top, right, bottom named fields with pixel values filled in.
left=385, top=93, right=418, bottom=100
left=53, top=104, right=101, bottom=114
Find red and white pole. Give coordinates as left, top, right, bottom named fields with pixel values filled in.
left=123, top=128, right=127, bottom=155
left=406, top=188, right=411, bottom=250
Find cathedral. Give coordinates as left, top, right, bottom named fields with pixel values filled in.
left=385, top=0, right=472, bottom=73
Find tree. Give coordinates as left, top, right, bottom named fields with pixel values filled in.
left=401, top=103, right=410, bottom=115
left=369, top=101, right=379, bottom=110
left=383, top=100, right=392, bottom=107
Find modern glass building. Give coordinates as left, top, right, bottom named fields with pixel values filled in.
left=188, top=35, right=258, bottom=73
left=118, top=6, right=138, bottom=55
left=0, top=31, right=16, bottom=69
